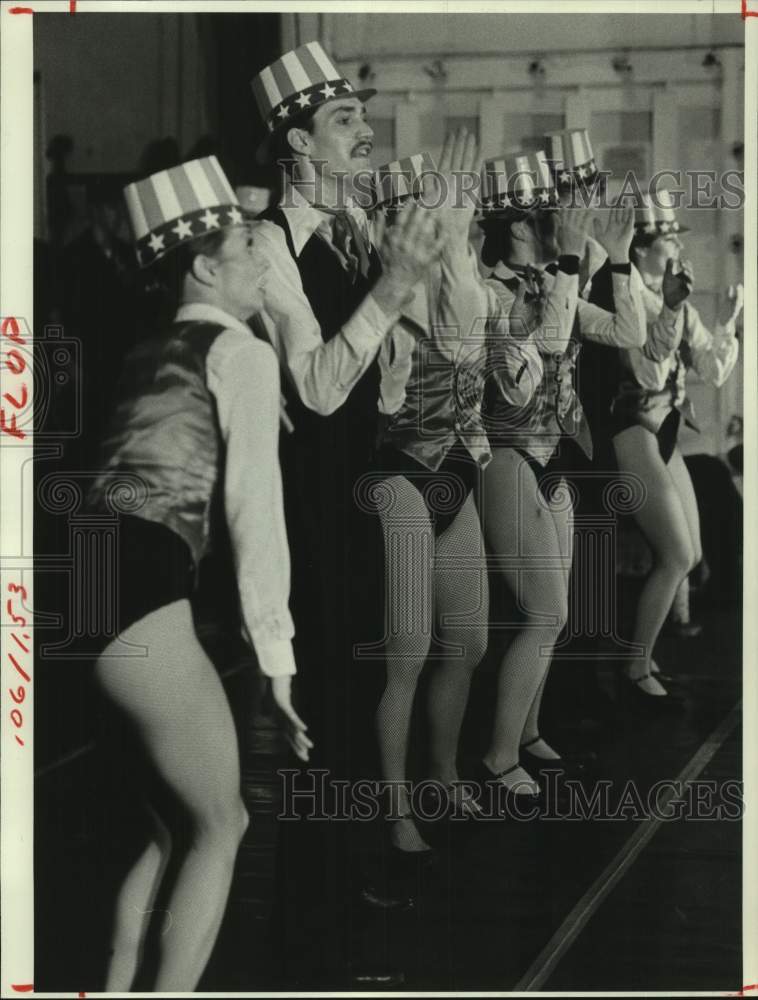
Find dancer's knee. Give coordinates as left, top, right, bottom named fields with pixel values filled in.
left=444, top=625, right=488, bottom=671
left=189, top=793, right=248, bottom=852
left=659, top=539, right=695, bottom=581
left=522, top=593, right=568, bottom=636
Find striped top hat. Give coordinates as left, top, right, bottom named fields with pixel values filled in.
left=373, top=152, right=436, bottom=207
left=252, top=41, right=376, bottom=163
left=544, top=129, right=599, bottom=190
left=124, top=156, right=249, bottom=268
left=634, top=189, right=690, bottom=236
left=480, top=149, right=559, bottom=216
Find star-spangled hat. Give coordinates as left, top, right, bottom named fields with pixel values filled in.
left=124, top=156, right=251, bottom=268
left=633, top=189, right=690, bottom=236
left=252, top=41, right=376, bottom=164
left=373, top=152, right=437, bottom=207
left=480, top=149, right=559, bottom=217
left=544, top=128, right=600, bottom=190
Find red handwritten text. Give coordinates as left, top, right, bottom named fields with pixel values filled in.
left=6, top=582, right=31, bottom=747
left=1, top=317, right=27, bottom=440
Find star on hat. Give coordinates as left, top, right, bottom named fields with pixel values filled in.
left=559, top=170, right=570, bottom=184
left=539, top=191, right=551, bottom=205
left=200, top=208, right=220, bottom=230
left=148, top=232, right=166, bottom=254
left=172, top=218, right=194, bottom=240
left=276, top=103, right=290, bottom=120
left=320, top=82, right=337, bottom=99
left=227, top=206, right=243, bottom=225
left=295, top=91, right=312, bottom=109
left=659, top=221, right=670, bottom=233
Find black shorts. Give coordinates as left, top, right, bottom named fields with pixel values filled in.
left=610, top=408, right=681, bottom=465
left=82, top=514, right=196, bottom=658
left=376, top=442, right=478, bottom=536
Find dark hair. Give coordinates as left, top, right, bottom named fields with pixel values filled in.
left=267, top=106, right=318, bottom=171
left=629, top=230, right=656, bottom=266
left=144, top=229, right=228, bottom=325
left=479, top=209, right=553, bottom=268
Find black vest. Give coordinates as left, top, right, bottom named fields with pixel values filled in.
left=258, top=206, right=383, bottom=471
left=575, top=259, right=627, bottom=462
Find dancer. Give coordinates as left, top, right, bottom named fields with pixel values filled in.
left=611, top=190, right=742, bottom=704
left=370, top=137, right=543, bottom=852
left=248, top=43, right=452, bottom=969
left=85, top=157, right=307, bottom=991
left=250, top=42, right=447, bottom=774
left=475, top=150, right=646, bottom=801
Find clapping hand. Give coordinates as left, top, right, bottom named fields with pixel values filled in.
left=592, top=203, right=635, bottom=264
left=424, top=127, right=480, bottom=241
left=556, top=205, right=594, bottom=258
left=718, top=283, right=744, bottom=328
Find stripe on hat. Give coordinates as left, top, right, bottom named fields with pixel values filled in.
left=258, top=66, right=283, bottom=107
left=184, top=158, right=221, bottom=210
left=281, top=50, right=312, bottom=91
left=251, top=73, right=269, bottom=116
left=151, top=170, right=184, bottom=225
left=199, top=156, right=231, bottom=205
left=410, top=153, right=424, bottom=175
left=209, top=155, right=236, bottom=200
left=571, top=130, right=584, bottom=166
left=270, top=57, right=298, bottom=100
left=306, top=40, right=339, bottom=79
left=136, top=176, right=165, bottom=233
left=297, top=42, right=328, bottom=83
left=124, top=183, right=149, bottom=241
left=167, top=163, right=202, bottom=214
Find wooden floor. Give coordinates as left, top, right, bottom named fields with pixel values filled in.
left=34, top=594, right=742, bottom=993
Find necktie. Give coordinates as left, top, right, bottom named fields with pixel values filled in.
left=314, top=205, right=372, bottom=281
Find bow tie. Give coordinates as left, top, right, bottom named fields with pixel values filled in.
left=313, top=205, right=372, bottom=282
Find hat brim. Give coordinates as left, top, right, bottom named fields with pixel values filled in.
left=256, top=88, right=377, bottom=166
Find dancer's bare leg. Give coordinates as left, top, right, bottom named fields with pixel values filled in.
left=96, top=599, right=248, bottom=991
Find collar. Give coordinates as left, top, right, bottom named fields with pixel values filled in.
left=278, top=181, right=334, bottom=257
left=175, top=302, right=253, bottom=338
left=279, top=180, right=371, bottom=256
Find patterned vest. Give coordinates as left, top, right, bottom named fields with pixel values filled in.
left=86, top=321, right=226, bottom=565
left=382, top=325, right=491, bottom=472
left=485, top=273, right=593, bottom=464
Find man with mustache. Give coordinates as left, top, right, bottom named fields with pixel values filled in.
left=248, top=42, right=481, bottom=981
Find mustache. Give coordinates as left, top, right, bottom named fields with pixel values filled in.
left=351, top=139, right=374, bottom=156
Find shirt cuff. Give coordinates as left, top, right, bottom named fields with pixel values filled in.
left=557, top=254, right=580, bottom=275
left=345, top=291, right=402, bottom=343
left=255, top=637, right=297, bottom=678
left=660, top=302, right=683, bottom=326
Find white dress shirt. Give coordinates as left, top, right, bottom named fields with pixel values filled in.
left=253, top=184, right=403, bottom=416
left=624, top=272, right=739, bottom=394
left=175, top=302, right=296, bottom=678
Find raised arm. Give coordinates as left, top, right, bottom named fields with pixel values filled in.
left=684, top=287, right=742, bottom=387
left=577, top=204, right=646, bottom=349
left=255, top=205, right=445, bottom=416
